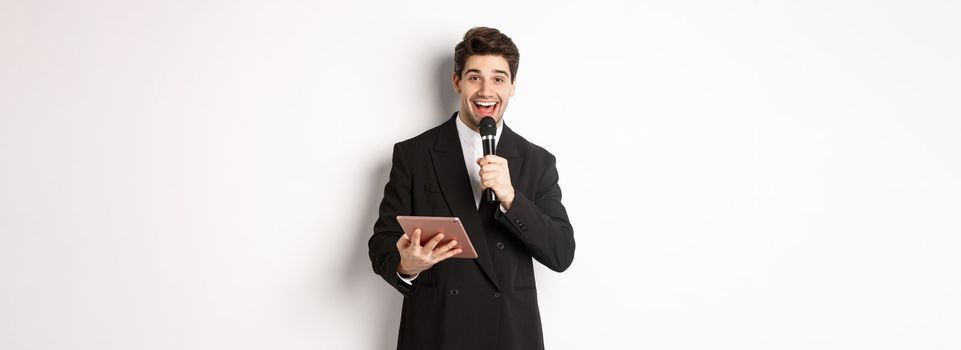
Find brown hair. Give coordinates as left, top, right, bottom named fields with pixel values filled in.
left=454, top=27, right=520, bottom=82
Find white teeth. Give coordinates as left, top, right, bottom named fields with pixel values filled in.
left=475, top=101, right=497, bottom=107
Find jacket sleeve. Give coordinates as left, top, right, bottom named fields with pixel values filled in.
left=495, top=153, right=576, bottom=272
left=368, top=142, right=416, bottom=295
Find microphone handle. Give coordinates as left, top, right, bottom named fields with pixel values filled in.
left=484, top=188, right=497, bottom=203
left=482, top=136, right=498, bottom=203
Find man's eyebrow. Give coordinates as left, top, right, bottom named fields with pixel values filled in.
left=463, top=68, right=510, bottom=77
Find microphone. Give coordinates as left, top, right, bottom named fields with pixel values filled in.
left=479, top=117, right=498, bottom=203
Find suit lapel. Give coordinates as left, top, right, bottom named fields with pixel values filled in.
left=497, top=124, right=525, bottom=188
left=430, top=114, right=501, bottom=291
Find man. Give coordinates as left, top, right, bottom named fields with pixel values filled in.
left=369, top=27, right=575, bottom=350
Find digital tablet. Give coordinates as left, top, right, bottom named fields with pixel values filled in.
left=396, top=216, right=478, bottom=259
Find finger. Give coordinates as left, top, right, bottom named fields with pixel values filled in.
left=410, top=228, right=422, bottom=248
left=483, top=157, right=503, bottom=165
left=479, top=171, right=496, bottom=181
left=483, top=163, right=507, bottom=174
left=432, top=248, right=464, bottom=264
left=424, top=232, right=445, bottom=251
left=483, top=155, right=505, bottom=164
left=396, top=234, right=410, bottom=250
left=433, top=240, right=459, bottom=255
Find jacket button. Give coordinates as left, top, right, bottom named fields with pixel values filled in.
left=493, top=292, right=501, bottom=298
left=450, top=289, right=459, bottom=296
left=496, top=242, right=505, bottom=250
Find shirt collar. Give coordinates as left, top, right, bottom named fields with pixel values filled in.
left=455, top=114, right=504, bottom=150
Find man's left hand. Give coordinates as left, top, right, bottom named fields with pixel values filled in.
left=477, top=155, right=515, bottom=209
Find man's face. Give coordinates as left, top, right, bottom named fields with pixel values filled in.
left=452, top=54, right=515, bottom=130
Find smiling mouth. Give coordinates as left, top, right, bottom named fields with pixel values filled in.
left=473, top=101, right=498, bottom=116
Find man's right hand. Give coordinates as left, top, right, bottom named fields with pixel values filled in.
left=396, top=228, right=462, bottom=277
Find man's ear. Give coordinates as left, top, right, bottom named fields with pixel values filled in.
left=451, top=73, right=461, bottom=94
left=510, top=78, right=516, bottom=97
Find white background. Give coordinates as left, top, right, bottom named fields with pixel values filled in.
left=2, top=0, right=959, bottom=349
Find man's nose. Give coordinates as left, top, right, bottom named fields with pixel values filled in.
left=478, top=80, right=494, bottom=97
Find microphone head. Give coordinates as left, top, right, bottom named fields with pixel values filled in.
left=479, top=117, right=497, bottom=137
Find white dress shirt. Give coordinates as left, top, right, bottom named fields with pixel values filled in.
left=455, top=115, right=504, bottom=209
left=398, top=116, right=506, bottom=285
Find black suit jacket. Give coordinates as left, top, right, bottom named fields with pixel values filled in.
left=369, top=113, right=575, bottom=350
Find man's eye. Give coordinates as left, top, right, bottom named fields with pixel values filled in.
left=469, top=76, right=480, bottom=81
left=495, top=77, right=505, bottom=83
